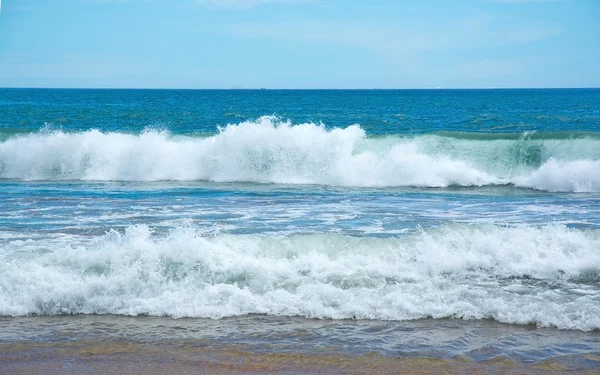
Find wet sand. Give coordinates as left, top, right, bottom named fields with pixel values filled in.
left=2, top=341, right=600, bottom=375
left=1, top=315, right=599, bottom=375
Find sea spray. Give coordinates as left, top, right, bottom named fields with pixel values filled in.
left=1, top=117, right=599, bottom=191
left=1, top=223, right=599, bottom=330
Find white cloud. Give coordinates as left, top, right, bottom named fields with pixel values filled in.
left=226, top=19, right=560, bottom=57
left=455, top=57, right=537, bottom=78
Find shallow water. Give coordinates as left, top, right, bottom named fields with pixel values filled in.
left=1, top=181, right=599, bottom=330
left=1, top=315, right=599, bottom=372
left=3, top=315, right=600, bottom=363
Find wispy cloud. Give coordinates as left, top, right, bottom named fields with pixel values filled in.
left=454, top=57, right=538, bottom=78
left=226, top=18, right=560, bottom=57
left=0, top=55, right=158, bottom=87
left=196, top=0, right=317, bottom=8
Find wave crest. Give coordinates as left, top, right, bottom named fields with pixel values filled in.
left=1, top=116, right=599, bottom=192
left=1, top=224, right=599, bottom=329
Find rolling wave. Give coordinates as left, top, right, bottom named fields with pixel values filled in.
left=1, top=223, right=599, bottom=330
left=1, top=116, right=599, bottom=192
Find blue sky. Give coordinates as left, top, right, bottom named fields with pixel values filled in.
left=0, top=0, right=598, bottom=88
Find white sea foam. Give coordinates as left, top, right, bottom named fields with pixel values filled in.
left=514, top=159, right=600, bottom=192
left=1, top=116, right=599, bottom=191
left=1, top=224, right=599, bottom=330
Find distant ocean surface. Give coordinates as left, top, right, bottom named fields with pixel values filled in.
left=1, top=89, right=600, bottom=368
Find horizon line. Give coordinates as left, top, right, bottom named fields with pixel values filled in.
left=1, top=86, right=599, bottom=90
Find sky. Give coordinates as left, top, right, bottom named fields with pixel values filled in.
left=0, top=0, right=599, bottom=88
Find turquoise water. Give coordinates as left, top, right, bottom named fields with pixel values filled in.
left=1, top=89, right=600, bottom=365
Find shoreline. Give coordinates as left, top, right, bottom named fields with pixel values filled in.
left=1, top=315, right=599, bottom=374
left=2, top=340, right=599, bottom=375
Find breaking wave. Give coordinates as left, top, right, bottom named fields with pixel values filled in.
left=1, top=116, right=599, bottom=192
left=1, top=223, right=599, bottom=330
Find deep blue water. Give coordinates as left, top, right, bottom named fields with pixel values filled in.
left=1, top=89, right=600, bottom=365
left=2, top=88, right=599, bottom=135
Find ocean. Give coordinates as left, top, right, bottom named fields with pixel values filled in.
left=1, top=88, right=599, bottom=373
